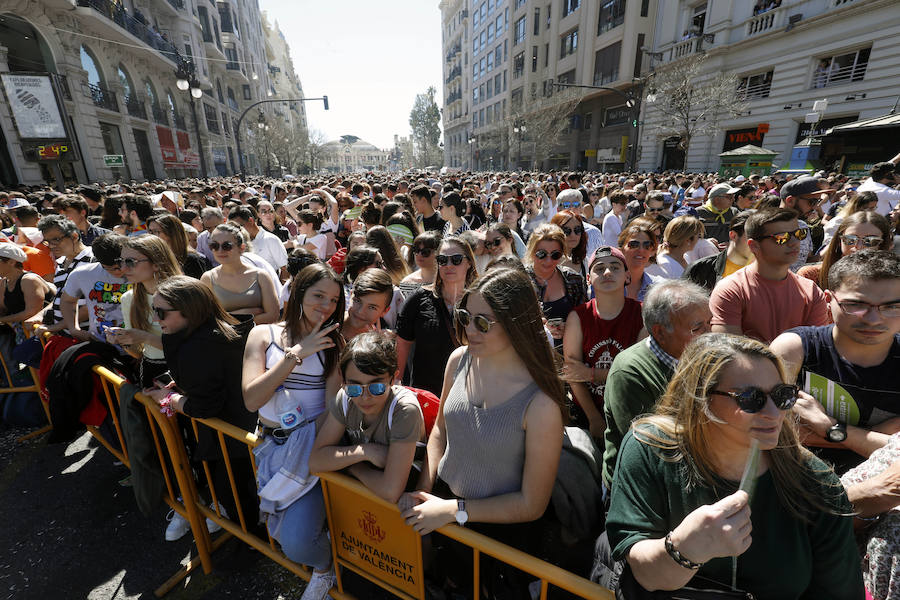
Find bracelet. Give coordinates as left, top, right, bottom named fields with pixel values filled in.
left=283, top=350, right=303, bottom=365
left=664, top=531, right=703, bottom=570
left=159, top=392, right=177, bottom=417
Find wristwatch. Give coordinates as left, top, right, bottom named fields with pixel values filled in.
left=826, top=421, right=847, bottom=443
left=454, top=499, right=468, bottom=526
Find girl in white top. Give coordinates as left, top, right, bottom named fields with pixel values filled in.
left=646, top=216, right=704, bottom=280
left=294, top=209, right=328, bottom=260
left=242, top=263, right=344, bottom=598
left=601, top=191, right=630, bottom=248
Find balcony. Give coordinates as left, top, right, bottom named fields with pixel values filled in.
left=669, top=37, right=702, bottom=60
left=445, top=90, right=462, bottom=105
left=737, top=78, right=772, bottom=100
left=76, top=0, right=181, bottom=65
left=205, top=115, right=220, bottom=135
left=445, top=65, right=462, bottom=84
left=151, top=103, right=169, bottom=126
left=811, top=58, right=869, bottom=89
left=86, top=83, right=119, bottom=112
left=746, top=5, right=787, bottom=37
left=124, top=94, right=147, bottom=119
left=172, top=111, right=186, bottom=130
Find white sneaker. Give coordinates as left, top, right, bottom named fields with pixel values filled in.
left=300, top=566, right=336, bottom=600
left=164, top=509, right=191, bottom=541
left=206, top=504, right=228, bottom=534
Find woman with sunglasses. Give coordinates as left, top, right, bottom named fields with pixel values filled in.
left=200, top=223, right=280, bottom=325
left=618, top=217, right=662, bottom=302
left=551, top=209, right=589, bottom=280
left=484, top=222, right=523, bottom=259
left=142, top=276, right=258, bottom=544
left=798, top=210, right=892, bottom=290
left=400, top=267, right=565, bottom=595
left=399, top=231, right=441, bottom=298
left=147, top=214, right=211, bottom=280
left=242, top=263, right=345, bottom=599
left=817, top=191, right=879, bottom=259
left=310, top=331, right=425, bottom=502
left=524, top=224, right=587, bottom=347
left=396, top=236, right=478, bottom=396
left=604, top=333, right=862, bottom=598
left=105, top=235, right=182, bottom=386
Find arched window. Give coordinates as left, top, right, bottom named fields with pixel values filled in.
left=144, top=78, right=158, bottom=107
left=216, top=79, right=224, bottom=103
left=227, top=87, right=235, bottom=104
left=166, top=90, right=177, bottom=113
left=80, top=45, right=104, bottom=87
left=117, top=65, right=134, bottom=98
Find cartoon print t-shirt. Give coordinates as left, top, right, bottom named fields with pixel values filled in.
left=63, top=262, right=132, bottom=341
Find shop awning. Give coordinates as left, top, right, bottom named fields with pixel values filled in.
left=825, top=113, right=900, bottom=135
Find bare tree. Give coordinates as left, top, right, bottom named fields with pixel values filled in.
left=306, top=128, right=328, bottom=173
left=268, top=122, right=308, bottom=175
left=644, top=53, right=747, bottom=169
left=504, top=86, right=581, bottom=170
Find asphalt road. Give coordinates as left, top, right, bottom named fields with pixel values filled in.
left=0, top=424, right=307, bottom=600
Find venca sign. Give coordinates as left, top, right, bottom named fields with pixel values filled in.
left=323, top=477, right=425, bottom=598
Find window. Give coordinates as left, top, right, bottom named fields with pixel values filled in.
left=474, top=87, right=480, bottom=104
left=198, top=7, right=212, bottom=43
left=480, top=2, right=486, bottom=21
left=598, top=0, right=626, bottom=35
left=534, top=8, right=541, bottom=35
left=513, top=52, right=525, bottom=78
left=514, top=16, right=526, bottom=45
left=474, top=5, right=480, bottom=26
left=813, top=48, right=871, bottom=88
left=563, top=0, right=580, bottom=17
left=547, top=4, right=552, bottom=28
left=487, top=78, right=493, bottom=98
left=691, top=4, right=706, bottom=36
left=560, top=29, right=578, bottom=59
left=487, top=51, right=494, bottom=70
left=503, top=69, right=507, bottom=90
left=486, top=105, right=492, bottom=124
left=488, top=23, right=494, bottom=43
left=242, top=84, right=251, bottom=100
left=545, top=43, right=550, bottom=66
left=495, top=14, right=503, bottom=33
left=532, top=46, right=538, bottom=71
left=641, top=0, right=649, bottom=17
left=480, top=57, right=486, bottom=77
left=495, top=73, right=502, bottom=93
left=737, top=70, right=773, bottom=99
left=584, top=113, right=593, bottom=130
left=474, top=35, right=480, bottom=54
left=480, top=30, right=486, bottom=49
left=593, top=41, right=621, bottom=85
left=495, top=45, right=502, bottom=65
left=512, top=87, right=523, bottom=110
left=516, top=0, right=526, bottom=7
left=504, top=39, right=508, bottom=61
left=474, top=63, right=479, bottom=81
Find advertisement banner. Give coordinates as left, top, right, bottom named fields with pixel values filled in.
left=1, top=74, right=66, bottom=139
left=156, top=125, right=179, bottom=165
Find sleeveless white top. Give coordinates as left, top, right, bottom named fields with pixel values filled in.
left=258, top=324, right=327, bottom=425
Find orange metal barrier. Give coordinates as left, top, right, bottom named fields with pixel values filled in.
left=10, top=326, right=51, bottom=442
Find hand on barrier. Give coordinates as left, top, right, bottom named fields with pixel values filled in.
left=287, top=317, right=339, bottom=361
left=399, top=491, right=457, bottom=535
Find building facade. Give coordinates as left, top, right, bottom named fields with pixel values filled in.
left=0, top=0, right=295, bottom=187
left=439, top=0, right=658, bottom=171
left=639, top=0, right=900, bottom=173
left=320, top=135, right=389, bottom=174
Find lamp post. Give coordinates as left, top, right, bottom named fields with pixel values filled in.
left=255, top=110, right=272, bottom=176
left=175, top=60, right=208, bottom=177
left=555, top=79, right=652, bottom=172
left=513, top=120, right=527, bottom=170
left=235, top=96, right=328, bottom=176
left=468, top=134, right=476, bottom=171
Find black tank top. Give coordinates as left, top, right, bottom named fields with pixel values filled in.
left=791, top=325, right=900, bottom=427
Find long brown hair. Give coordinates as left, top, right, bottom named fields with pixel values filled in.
left=817, top=210, right=892, bottom=289
left=551, top=210, right=586, bottom=263
left=155, top=275, right=238, bottom=340
left=365, top=225, right=408, bottom=284
left=457, top=267, right=566, bottom=417
left=632, top=333, right=847, bottom=521
left=282, top=263, right=345, bottom=375
left=431, top=236, right=478, bottom=301
left=124, top=235, right=182, bottom=332
left=149, top=213, right=190, bottom=263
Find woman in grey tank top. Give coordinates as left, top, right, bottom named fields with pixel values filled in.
left=399, top=267, right=565, bottom=541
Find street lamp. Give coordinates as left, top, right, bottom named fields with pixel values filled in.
left=256, top=110, right=271, bottom=176
left=513, top=121, right=527, bottom=170
left=467, top=135, right=476, bottom=171
left=175, top=60, right=208, bottom=177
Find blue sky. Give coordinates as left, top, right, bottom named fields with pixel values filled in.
left=259, top=0, right=443, bottom=150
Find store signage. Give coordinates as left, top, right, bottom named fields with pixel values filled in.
left=104, top=154, right=124, bottom=167
left=604, top=105, right=631, bottom=127
left=795, top=115, right=858, bottom=144
left=1, top=74, right=66, bottom=139
left=723, top=124, right=769, bottom=151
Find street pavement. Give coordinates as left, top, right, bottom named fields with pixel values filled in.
left=0, top=424, right=307, bottom=600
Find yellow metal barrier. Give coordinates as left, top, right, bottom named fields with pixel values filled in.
left=10, top=326, right=51, bottom=442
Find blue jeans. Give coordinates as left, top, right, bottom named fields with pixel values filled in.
left=271, top=481, right=331, bottom=571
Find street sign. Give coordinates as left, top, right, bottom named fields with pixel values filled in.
left=103, top=154, right=124, bottom=167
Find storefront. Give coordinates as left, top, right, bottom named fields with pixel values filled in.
left=821, top=113, right=900, bottom=175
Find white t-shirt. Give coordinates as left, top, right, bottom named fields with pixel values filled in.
left=250, top=229, right=288, bottom=271
left=62, top=262, right=132, bottom=340
left=690, top=186, right=707, bottom=199
left=645, top=253, right=685, bottom=280
left=297, top=233, right=327, bottom=260
left=601, top=211, right=623, bottom=247
left=857, top=178, right=900, bottom=215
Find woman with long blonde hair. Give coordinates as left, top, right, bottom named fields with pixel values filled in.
left=605, top=333, right=862, bottom=597
left=105, top=235, right=183, bottom=386
left=646, top=216, right=705, bottom=280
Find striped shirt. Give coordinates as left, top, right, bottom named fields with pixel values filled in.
left=45, top=247, right=94, bottom=325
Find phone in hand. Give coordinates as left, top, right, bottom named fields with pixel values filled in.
left=153, top=371, right=174, bottom=388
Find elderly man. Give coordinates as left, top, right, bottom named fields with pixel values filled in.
left=196, top=207, right=224, bottom=265
left=602, top=279, right=712, bottom=488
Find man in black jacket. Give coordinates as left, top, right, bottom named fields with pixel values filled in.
left=682, top=211, right=753, bottom=292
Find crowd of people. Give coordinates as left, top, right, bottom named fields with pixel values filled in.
left=4, top=153, right=900, bottom=599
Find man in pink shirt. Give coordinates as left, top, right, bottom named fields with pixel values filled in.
left=710, top=208, right=829, bottom=342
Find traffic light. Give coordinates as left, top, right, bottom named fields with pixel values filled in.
left=631, top=118, right=638, bottom=128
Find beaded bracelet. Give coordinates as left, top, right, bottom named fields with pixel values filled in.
left=664, top=531, right=703, bottom=570
left=159, top=392, right=177, bottom=417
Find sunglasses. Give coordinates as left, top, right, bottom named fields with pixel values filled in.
left=626, top=240, right=655, bottom=250
left=757, top=228, right=808, bottom=245
left=535, top=249, right=563, bottom=260
left=560, top=201, right=581, bottom=209
left=561, top=225, right=584, bottom=236
left=344, top=382, right=388, bottom=398
left=645, top=207, right=662, bottom=214
left=436, top=254, right=466, bottom=266
left=115, top=257, right=151, bottom=269
left=456, top=308, right=498, bottom=333
left=152, top=306, right=179, bottom=320
left=208, top=241, right=236, bottom=251
left=413, top=247, right=434, bottom=257
left=709, top=384, right=798, bottom=413
left=840, top=234, right=882, bottom=248
left=484, top=238, right=504, bottom=248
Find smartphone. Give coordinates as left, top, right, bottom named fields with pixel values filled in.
left=153, top=371, right=174, bottom=388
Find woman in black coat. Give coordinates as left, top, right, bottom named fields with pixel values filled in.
left=143, top=275, right=258, bottom=532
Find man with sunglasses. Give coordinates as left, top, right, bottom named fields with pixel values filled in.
left=780, top=176, right=835, bottom=265
left=710, top=208, right=829, bottom=343
left=771, top=250, right=900, bottom=473
left=683, top=212, right=753, bottom=292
